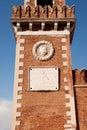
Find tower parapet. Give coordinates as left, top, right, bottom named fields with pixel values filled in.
left=12, top=5, right=75, bottom=19
left=11, top=1, right=76, bottom=42
left=73, top=69, right=87, bottom=85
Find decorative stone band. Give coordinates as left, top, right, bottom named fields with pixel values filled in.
left=11, top=38, right=25, bottom=130
left=16, top=30, right=70, bottom=36
left=74, top=84, right=87, bottom=87
left=62, top=54, right=68, bottom=58
left=61, top=38, right=68, bottom=67
left=64, top=128, right=75, bottom=130
left=64, top=77, right=68, bottom=83
left=65, top=93, right=76, bottom=130
left=61, top=38, right=67, bottom=43
left=62, top=46, right=67, bottom=50
left=61, top=37, right=76, bottom=130
left=64, top=86, right=70, bottom=91
left=63, top=62, right=68, bottom=66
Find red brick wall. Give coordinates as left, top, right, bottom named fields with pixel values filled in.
left=74, top=87, right=87, bottom=130
left=73, top=69, right=87, bottom=130
left=15, top=34, right=73, bottom=130
left=73, top=69, right=87, bottom=85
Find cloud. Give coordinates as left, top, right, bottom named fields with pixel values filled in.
left=0, top=98, right=12, bottom=130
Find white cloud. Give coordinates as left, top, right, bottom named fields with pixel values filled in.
left=0, top=98, right=12, bottom=130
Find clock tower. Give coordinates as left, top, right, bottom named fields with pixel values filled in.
left=11, top=0, right=76, bottom=130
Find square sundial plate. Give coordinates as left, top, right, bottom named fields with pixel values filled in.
left=29, top=67, right=59, bottom=91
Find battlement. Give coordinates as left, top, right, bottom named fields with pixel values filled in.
left=12, top=5, right=75, bottom=19
left=73, top=69, right=87, bottom=85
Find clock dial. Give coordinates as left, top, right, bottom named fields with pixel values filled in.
left=29, top=67, right=59, bottom=91
left=33, top=41, right=54, bottom=61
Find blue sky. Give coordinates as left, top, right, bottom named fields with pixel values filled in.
left=0, top=1, right=87, bottom=129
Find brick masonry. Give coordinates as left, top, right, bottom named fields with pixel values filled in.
left=11, top=33, right=77, bottom=130
left=73, top=69, right=87, bottom=130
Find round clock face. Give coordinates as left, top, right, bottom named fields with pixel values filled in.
left=33, top=41, right=54, bottom=61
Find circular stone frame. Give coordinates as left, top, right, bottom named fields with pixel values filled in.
left=32, top=40, right=54, bottom=61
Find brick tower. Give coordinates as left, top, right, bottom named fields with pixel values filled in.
left=11, top=0, right=76, bottom=130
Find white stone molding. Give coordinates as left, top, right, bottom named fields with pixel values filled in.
left=66, top=111, right=71, bottom=116
left=65, top=128, right=75, bottom=130
left=62, top=46, right=67, bottom=50
left=74, top=85, right=87, bottom=87
left=19, top=39, right=25, bottom=43
left=66, top=103, right=71, bottom=107
left=61, top=38, right=66, bottom=43
left=61, top=35, right=76, bottom=130
left=16, top=112, right=21, bottom=117
left=11, top=38, right=25, bottom=130
left=16, top=23, right=20, bottom=31
left=19, top=54, right=24, bottom=58
left=17, top=30, right=70, bottom=36
left=67, top=22, right=70, bottom=30
left=41, top=23, right=45, bottom=30
left=19, top=62, right=24, bottom=66
left=18, top=78, right=23, bottom=83
left=64, top=77, right=68, bottom=82
left=65, top=93, right=77, bottom=130
left=54, top=23, right=58, bottom=31
left=18, top=70, right=24, bottom=75
left=15, top=121, right=20, bottom=126
left=17, top=95, right=22, bottom=100
left=64, top=124, right=72, bottom=128
left=62, top=54, right=68, bottom=58
left=20, top=46, right=24, bottom=50
left=65, top=94, right=71, bottom=99
left=66, top=120, right=72, bottom=124
left=16, top=103, right=22, bottom=108
left=17, top=23, right=20, bottom=27
left=29, top=23, right=33, bottom=31
left=17, top=87, right=23, bottom=91
left=63, top=62, right=68, bottom=66
left=65, top=86, right=69, bottom=91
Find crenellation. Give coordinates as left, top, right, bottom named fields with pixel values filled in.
left=66, top=6, right=75, bottom=18
left=12, top=5, right=75, bottom=19
left=73, top=69, right=87, bottom=85
left=11, top=4, right=75, bottom=35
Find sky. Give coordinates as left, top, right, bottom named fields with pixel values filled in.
left=0, top=0, right=87, bottom=130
